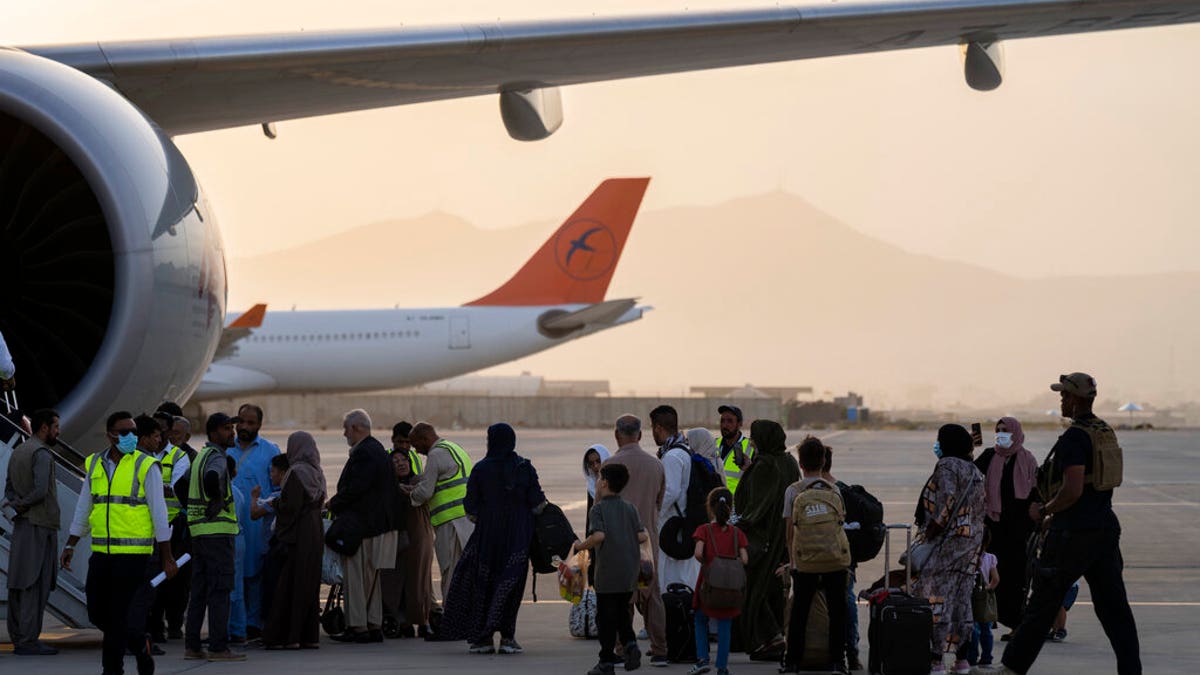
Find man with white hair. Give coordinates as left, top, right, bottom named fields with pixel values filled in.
left=328, top=409, right=400, bottom=643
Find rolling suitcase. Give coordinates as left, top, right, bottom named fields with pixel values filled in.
left=867, top=524, right=933, bottom=675
left=663, top=582, right=696, bottom=663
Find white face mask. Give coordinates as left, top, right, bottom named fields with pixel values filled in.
left=995, top=432, right=1014, bottom=449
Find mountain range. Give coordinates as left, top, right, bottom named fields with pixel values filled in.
left=227, top=191, right=1200, bottom=409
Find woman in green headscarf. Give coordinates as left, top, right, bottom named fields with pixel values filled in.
left=732, top=419, right=800, bottom=659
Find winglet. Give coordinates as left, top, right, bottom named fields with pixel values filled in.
left=465, top=178, right=650, bottom=306
left=228, top=303, right=267, bottom=328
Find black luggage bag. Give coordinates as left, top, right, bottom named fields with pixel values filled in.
left=663, top=582, right=696, bottom=663
left=867, top=523, right=933, bottom=675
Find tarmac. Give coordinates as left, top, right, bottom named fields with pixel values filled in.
left=3, top=427, right=1197, bottom=673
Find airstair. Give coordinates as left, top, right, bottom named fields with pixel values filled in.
left=0, top=398, right=94, bottom=628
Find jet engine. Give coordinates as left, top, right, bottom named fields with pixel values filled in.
left=0, top=48, right=225, bottom=450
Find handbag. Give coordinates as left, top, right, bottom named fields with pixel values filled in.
left=972, top=573, right=998, bottom=623
left=569, top=588, right=599, bottom=638
left=320, top=584, right=346, bottom=636
left=698, top=524, right=746, bottom=610
left=659, top=505, right=695, bottom=561
left=324, top=512, right=364, bottom=556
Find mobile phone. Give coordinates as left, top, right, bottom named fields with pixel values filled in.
left=971, top=422, right=983, bottom=446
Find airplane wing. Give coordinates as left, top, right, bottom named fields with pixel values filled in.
left=214, top=303, right=266, bottom=360
left=26, top=1, right=1200, bottom=136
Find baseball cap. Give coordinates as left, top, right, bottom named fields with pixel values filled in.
left=205, top=412, right=242, bottom=434
left=1050, top=372, right=1097, bottom=398
left=717, top=404, right=743, bottom=422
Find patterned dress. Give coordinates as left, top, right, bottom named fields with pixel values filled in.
left=913, top=456, right=986, bottom=656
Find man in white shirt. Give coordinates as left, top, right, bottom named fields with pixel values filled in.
left=0, top=329, right=15, bottom=392
left=649, top=405, right=700, bottom=593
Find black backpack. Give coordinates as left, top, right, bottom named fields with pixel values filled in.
left=839, top=483, right=885, bottom=564
left=684, top=452, right=723, bottom=529
left=529, top=501, right=578, bottom=574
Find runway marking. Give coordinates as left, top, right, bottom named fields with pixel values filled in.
left=560, top=499, right=590, bottom=512
left=879, top=502, right=1199, bottom=507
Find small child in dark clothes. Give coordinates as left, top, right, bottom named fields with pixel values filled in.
left=573, top=463, right=649, bottom=674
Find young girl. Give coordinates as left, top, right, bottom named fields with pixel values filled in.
left=690, top=487, right=748, bottom=675
left=973, top=531, right=1001, bottom=667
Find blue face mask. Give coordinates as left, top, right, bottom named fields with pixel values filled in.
left=117, top=432, right=138, bottom=454
left=933, top=441, right=943, bottom=459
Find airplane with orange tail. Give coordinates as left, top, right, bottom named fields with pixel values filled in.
left=193, top=178, right=649, bottom=400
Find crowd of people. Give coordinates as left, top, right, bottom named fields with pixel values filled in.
left=0, top=371, right=1141, bottom=675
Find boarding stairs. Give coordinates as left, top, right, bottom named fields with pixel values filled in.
left=0, top=392, right=94, bottom=628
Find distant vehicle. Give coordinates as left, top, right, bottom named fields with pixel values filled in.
left=195, top=179, right=650, bottom=400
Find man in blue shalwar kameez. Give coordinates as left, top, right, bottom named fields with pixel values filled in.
left=225, top=403, right=280, bottom=639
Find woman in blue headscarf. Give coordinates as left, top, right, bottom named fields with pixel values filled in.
left=439, top=423, right=547, bottom=655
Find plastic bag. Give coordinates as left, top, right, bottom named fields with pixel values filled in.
left=557, top=550, right=589, bottom=604
left=638, top=536, right=655, bottom=589
left=322, top=519, right=344, bottom=585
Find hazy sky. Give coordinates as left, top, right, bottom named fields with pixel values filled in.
left=8, top=1, right=1200, bottom=281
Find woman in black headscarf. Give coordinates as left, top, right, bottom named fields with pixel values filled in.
left=438, top=423, right=547, bottom=655
left=732, top=419, right=800, bottom=660
left=913, top=424, right=986, bottom=675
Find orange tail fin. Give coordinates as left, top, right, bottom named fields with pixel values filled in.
left=466, top=178, right=650, bottom=306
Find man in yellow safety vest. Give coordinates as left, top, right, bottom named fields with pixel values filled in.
left=61, top=412, right=177, bottom=675
left=403, top=422, right=474, bottom=597
left=147, top=409, right=191, bottom=643
left=717, top=404, right=755, bottom=495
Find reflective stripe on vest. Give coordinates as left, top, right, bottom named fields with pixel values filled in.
left=407, top=449, right=424, bottom=476
left=429, top=440, right=472, bottom=527
left=86, top=450, right=157, bottom=554
left=186, top=445, right=239, bottom=537
left=161, top=444, right=185, bottom=519
left=721, top=437, right=754, bottom=494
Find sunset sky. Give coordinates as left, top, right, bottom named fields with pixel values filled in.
left=7, top=1, right=1200, bottom=407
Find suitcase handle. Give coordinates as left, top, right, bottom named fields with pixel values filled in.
left=883, top=523, right=914, bottom=595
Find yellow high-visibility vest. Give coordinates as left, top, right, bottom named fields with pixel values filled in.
left=407, top=448, right=424, bottom=476
left=86, top=450, right=157, bottom=554
left=160, top=444, right=186, bottom=520
left=428, top=440, right=472, bottom=527
left=721, top=437, right=754, bottom=495
left=186, top=445, right=239, bottom=537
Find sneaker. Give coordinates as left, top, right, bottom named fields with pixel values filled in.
left=588, top=662, right=617, bottom=675
left=499, top=638, right=523, bottom=654
left=649, top=654, right=669, bottom=667
left=931, top=662, right=946, bottom=674
left=968, top=666, right=1020, bottom=675
left=1048, top=628, right=1067, bottom=643
left=207, top=650, right=247, bottom=662
left=687, top=661, right=711, bottom=675
left=624, top=641, right=642, bottom=671
left=469, top=640, right=496, bottom=654
left=953, top=660, right=972, bottom=674
left=184, top=649, right=208, bottom=660
left=638, top=628, right=650, bottom=641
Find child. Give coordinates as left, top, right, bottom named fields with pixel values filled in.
left=780, top=436, right=851, bottom=675
left=573, top=463, right=647, bottom=675
left=250, top=454, right=288, bottom=521
left=690, top=487, right=748, bottom=675
left=973, top=531, right=1000, bottom=665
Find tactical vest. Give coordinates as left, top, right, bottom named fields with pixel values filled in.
left=186, top=445, right=239, bottom=537
left=86, top=450, right=157, bottom=554
left=160, top=444, right=186, bottom=520
left=428, top=440, right=472, bottom=527
left=791, top=478, right=851, bottom=573
left=720, top=437, right=754, bottom=494
left=1038, top=416, right=1124, bottom=498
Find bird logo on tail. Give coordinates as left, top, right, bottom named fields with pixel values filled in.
left=555, top=219, right=616, bottom=281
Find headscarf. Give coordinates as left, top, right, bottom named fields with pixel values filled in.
left=486, top=422, right=517, bottom=459
left=749, top=419, right=787, bottom=457
left=986, top=416, right=1039, bottom=520
left=685, top=428, right=720, bottom=474
left=283, top=431, right=326, bottom=503
left=937, top=424, right=974, bottom=460
left=735, top=419, right=797, bottom=526
left=582, top=443, right=611, bottom=499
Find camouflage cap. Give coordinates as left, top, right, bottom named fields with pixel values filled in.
left=1051, top=372, right=1097, bottom=398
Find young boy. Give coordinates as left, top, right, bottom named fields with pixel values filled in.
left=780, top=437, right=851, bottom=675
left=574, top=463, right=648, bottom=674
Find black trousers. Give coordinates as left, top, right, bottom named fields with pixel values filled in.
left=186, top=535, right=235, bottom=653
left=1002, top=527, right=1141, bottom=674
left=86, top=552, right=157, bottom=675
left=785, top=569, right=847, bottom=669
left=597, top=591, right=636, bottom=663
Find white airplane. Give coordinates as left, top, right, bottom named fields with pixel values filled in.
left=1, top=1, right=1198, bottom=446
left=194, top=178, right=649, bottom=400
